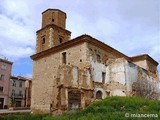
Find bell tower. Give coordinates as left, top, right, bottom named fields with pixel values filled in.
left=36, top=9, right=71, bottom=53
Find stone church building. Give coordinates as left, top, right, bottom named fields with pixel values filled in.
left=31, top=9, right=159, bottom=114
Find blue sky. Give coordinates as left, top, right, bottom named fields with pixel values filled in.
left=0, top=0, right=159, bottom=78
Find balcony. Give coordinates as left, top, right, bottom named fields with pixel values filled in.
left=11, top=94, right=24, bottom=99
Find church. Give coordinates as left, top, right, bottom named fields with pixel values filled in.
left=30, top=9, right=159, bottom=114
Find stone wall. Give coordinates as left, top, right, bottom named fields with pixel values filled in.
left=31, top=42, right=89, bottom=113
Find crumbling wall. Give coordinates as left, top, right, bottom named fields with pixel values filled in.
left=53, top=64, right=94, bottom=112
left=87, top=43, right=129, bottom=97
left=125, top=61, right=160, bottom=100
left=132, top=79, right=160, bottom=100
left=31, top=42, right=89, bottom=113
left=105, top=58, right=127, bottom=96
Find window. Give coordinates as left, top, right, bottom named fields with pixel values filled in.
left=12, top=80, right=16, bottom=87
left=96, top=91, right=102, bottom=99
left=12, top=89, right=15, bottom=97
left=0, top=74, right=5, bottom=80
left=1, top=64, right=6, bottom=70
left=62, top=52, right=66, bottom=64
left=52, top=12, right=55, bottom=22
left=102, top=72, right=106, bottom=83
left=19, top=81, right=22, bottom=87
left=42, top=38, right=45, bottom=44
left=97, top=54, right=101, bottom=62
left=59, top=37, right=63, bottom=44
left=0, top=86, right=3, bottom=93
left=19, top=91, right=22, bottom=96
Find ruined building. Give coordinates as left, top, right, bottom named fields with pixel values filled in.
left=31, top=9, right=159, bottom=114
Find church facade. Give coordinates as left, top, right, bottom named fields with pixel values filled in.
left=31, top=9, right=159, bottom=114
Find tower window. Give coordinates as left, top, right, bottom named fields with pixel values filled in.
left=52, top=12, right=55, bottom=22
left=42, top=38, right=45, bottom=44
left=59, top=37, right=63, bottom=44
left=62, top=52, right=66, bottom=64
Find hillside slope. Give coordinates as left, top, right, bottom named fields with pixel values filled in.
left=1, top=96, right=160, bottom=120
left=46, top=96, right=160, bottom=120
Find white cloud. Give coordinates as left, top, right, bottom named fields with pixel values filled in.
left=0, top=0, right=159, bottom=72
left=24, top=73, right=32, bottom=79
left=1, top=47, right=34, bottom=61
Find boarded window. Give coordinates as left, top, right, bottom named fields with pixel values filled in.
left=62, top=52, right=66, bottom=64
left=96, top=91, right=102, bottom=99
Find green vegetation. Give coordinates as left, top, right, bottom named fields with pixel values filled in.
left=1, top=96, right=160, bottom=120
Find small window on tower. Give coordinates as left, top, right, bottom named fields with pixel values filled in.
left=42, top=38, right=45, bottom=44
left=52, top=12, right=55, bottom=22
left=62, top=52, right=66, bottom=64
left=59, top=37, right=63, bottom=44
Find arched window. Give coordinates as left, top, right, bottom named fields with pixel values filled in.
left=96, top=90, right=102, bottom=99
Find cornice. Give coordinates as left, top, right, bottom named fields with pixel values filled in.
left=31, top=34, right=158, bottom=67
left=36, top=24, right=71, bottom=35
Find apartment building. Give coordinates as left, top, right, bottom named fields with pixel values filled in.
left=0, top=58, right=12, bottom=109
left=9, top=76, right=32, bottom=107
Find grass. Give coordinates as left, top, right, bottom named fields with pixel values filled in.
left=1, top=96, right=160, bottom=120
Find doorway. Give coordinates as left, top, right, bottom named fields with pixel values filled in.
left=0, top=98, right=4, bottom=109
left=68, top=91, right=81, bottom=110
